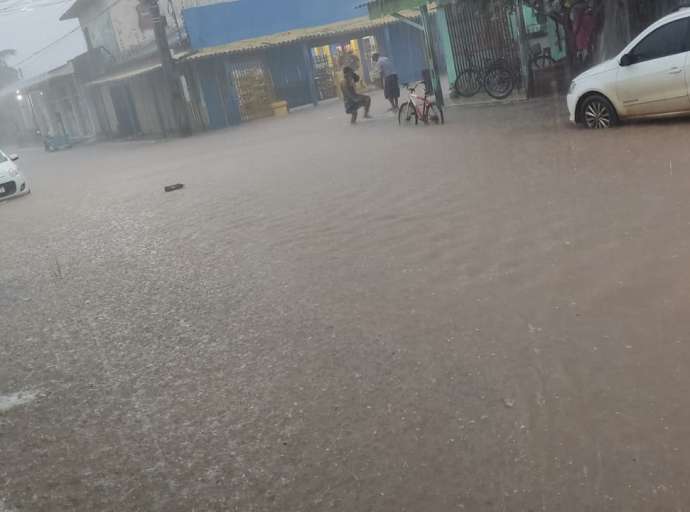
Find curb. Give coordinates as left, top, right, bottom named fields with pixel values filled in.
left=445, top=95, right=529, bottom=109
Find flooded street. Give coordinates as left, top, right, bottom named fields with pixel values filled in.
left=3, top=95, right=690, bottom=510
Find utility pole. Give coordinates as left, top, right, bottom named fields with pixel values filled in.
left=419, top=4, right=444, bottom=107
left=515, top=0, right=532, bottom=97
left=145, top=0, right=191, bottom=136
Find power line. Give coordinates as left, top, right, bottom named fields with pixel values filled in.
left=14, top=26, right=81, bottom=66
left=12, top=0, right=128, bottom=66
left=13, top=25, right=82, bottom=66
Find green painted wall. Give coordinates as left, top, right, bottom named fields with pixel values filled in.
left=510, top=6, right=566, bottom=61
left=435, top=8, right=457, bottom=84
left=437, top=3, right=566, bottom=89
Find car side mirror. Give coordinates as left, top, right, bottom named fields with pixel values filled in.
left=9, top=154, right=18, bottom=161
left=620, top=53, right=636, bottom=67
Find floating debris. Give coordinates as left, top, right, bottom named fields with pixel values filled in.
left=164, top=183, right=184, bottom=192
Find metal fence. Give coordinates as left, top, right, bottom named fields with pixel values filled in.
left=312, top=53, right=337, bottom=100
left=444, top=0, right=520, bottom=75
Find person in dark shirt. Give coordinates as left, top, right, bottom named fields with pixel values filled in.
left=340, top=66, right=371, bottom=124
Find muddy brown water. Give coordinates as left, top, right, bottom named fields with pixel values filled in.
left=2, top=95, right=690, bottom=510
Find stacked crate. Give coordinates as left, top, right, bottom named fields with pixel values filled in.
left=232, top=66, right=275, bottom=121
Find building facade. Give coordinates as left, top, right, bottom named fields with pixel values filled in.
left=180, top=0, right=428, bottom=131
left=61, top=0, right=191, bottom=139
left=0, top=62, right=97, bottom=145
left=55, top=0, right=429, bottom=138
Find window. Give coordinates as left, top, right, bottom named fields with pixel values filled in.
left=632, top=18, right=690, bottom=62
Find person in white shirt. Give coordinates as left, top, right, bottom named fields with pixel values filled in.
left=373, top=53, right=400, bottom=111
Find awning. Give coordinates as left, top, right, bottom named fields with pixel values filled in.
left=183, top=13, right=417, bottom=61
left=85, top=62, right=161, bottom=87
left=358, top=0, right=430, bottom=18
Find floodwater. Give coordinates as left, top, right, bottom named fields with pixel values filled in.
left=3, top=94, right=690, bottom=510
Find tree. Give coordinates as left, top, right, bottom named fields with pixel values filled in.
left=0, top=49, right=16, bottom=62
left=0, top=49, right=20, bottom=89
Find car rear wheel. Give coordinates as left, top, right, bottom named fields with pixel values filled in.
left=581, top=94, right=617, bottom=129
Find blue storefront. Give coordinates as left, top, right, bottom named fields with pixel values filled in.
left=180, top=0, right=428, bottom=130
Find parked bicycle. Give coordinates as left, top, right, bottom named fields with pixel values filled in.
left=399, top=81, right=444, bottom=126
left=454, top=55, right=517, bottom=100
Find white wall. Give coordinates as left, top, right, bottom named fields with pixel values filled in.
left=111, top=0, right=156, bottom=54
left=78, top=0, right=156, bottom=57
left=79, top=0, right=120, bottom=56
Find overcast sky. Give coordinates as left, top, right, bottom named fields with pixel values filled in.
left=0, top=1, right=86, bottom=78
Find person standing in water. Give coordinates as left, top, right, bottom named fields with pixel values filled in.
left=340, top=66, right=371, bottom=124
left=372, top=53, right=399, bottom=111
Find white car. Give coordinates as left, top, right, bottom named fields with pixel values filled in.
left=0, top=151, right=30, bottom=201
left=568, top=7, right=690, bottom=128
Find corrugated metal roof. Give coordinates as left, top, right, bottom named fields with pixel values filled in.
left=85, top=62, right=161, bottom=87
left=356, top=0, right=428, bottom=15
left=183, top=13, right=418, bottom=61
left=356, top=1, right=436, bottom=15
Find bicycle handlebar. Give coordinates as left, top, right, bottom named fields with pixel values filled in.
left=403, top=81, right=426, bottom=93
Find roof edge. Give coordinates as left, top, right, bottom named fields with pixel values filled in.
left=60, top=0, right=88, bottom=20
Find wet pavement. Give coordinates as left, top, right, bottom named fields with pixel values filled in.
left=3, top=94, right=690, bottom=511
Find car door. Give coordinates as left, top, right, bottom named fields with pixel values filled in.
left=616, top=17, right=690, bottom=117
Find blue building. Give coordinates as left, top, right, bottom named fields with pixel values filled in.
left=183, top=0, right=367, bottom=50
left=178, top=0, right=428, bottom=130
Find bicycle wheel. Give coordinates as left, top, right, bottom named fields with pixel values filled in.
left=398, top=102, right=418, bottom=126
left=454, top=69, right=482, bottom=97
left=427, top=103, right=444, bottom=125
left=484, top=65, right=514, bottom=100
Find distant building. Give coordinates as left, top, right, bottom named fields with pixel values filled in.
left=61, top=0, right=192, bottom=139
left=0, top=62, right=96, bottom=145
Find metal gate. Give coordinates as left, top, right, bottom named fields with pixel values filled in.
left=444, top=0, right=520, bottom=77
left=312, top=53, right=337, bottom=100
left=227, top=60, right=275, bottom=122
